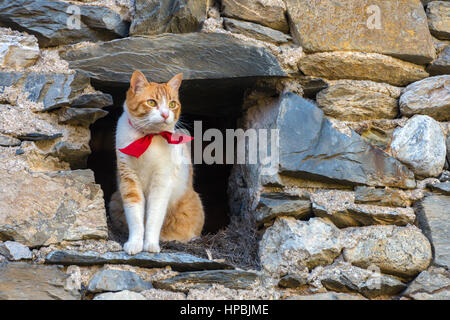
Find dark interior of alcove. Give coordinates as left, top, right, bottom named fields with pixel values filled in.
left=87, top=80, right=250, bottom=237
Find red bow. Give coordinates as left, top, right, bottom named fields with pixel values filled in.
left=119, top=127, right=194, bottom=158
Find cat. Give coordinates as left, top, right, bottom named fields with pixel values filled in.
left=115, top=70, right=204, bottom=255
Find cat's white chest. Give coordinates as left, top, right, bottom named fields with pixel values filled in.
left=116, top=113, right=189, bottom=203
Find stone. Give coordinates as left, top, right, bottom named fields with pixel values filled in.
left=440, top=170, right=450, bottom=182
left=0, top=169, right=108, bottom=247
left=295, top=76, right=328, bottom=98
left=316, top=262, right=407, bottom=299
left=69, top=92, right=113, bottom=109
left=45, top=250, right=234, bottom=272
left=221, top=0, right=289, bottom=33
left=391, top=115, right=446, bottom=177
left=0, top=262, right=80, bottom=299
left=255, top=192, right=311, bottom=225
left=223, top=18, right=292, bottom=44
left=259, top=217, right=342, bottom=275
left=287, top=292, right=366, bottom=300
left=342, top=225, right=432, bottom=278
left=141, top=289, right=186, bottom=300
left=427, top=45, right=450, bottom=75
left=57, top=107, right=108, bottom=126
left=403, top=267, right=450, bottom=300
left=311, top=190, right=416, bottom=228
left=286, top=0, right=435, bottom=64
left=0, top=241, right=32, bottom=260
left=428, top=181, right=450, bottom=195
left=130, top=0, right=207, bottom=35
left=354, top=187, right=412, bottom=208
left=153, top=270, right=261, bottom=293
left=278, top=274, right=308, bottom=289
left=0, top=71, right=111, bottom=112
left=415, top=195, right=450, bottom=269
left=427, top=1, right=450, bottom=40
left=275, top=93, right=416, bottom=188
left=0, top=134, right=20, bottom=147
left=61, top=33, right=285, bottom=87
left=448, top=135, right=450, bottom=163
left=299, top=51, right=429, bottom=87
left=93, top=290, right=146, bottom=300
left=0, top=0, right=129, bottom=47
left=87, top=269, right=152, bottom=293
left=399, top=75, right=450, bottom=121
left=0, top=30, right=39, bottom=69
left=316, top=80, right=401, bottom=121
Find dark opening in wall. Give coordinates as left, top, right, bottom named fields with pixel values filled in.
left=87, top=86, right=239, bottom=238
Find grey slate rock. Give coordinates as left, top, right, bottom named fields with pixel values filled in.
left=131, top=0, right=207, bottom=36
left=45, top=250, right=234, bottom=272
left=58, top=107, right=109, bottom=126
left=0, top=0, right=129, bottom=47
left=0, top=134, right=21, bottom=147
left=318, top=263, right=407, bottom=299
left=153, top=270, right=261, bottom=292
left=427, top=45, right=450, bottom=75
left=428, top=181, right=450, bottom=195
left=276, top=93, right=416, bottom=188
left=403, top=267, right=450, bottom=300
left=0, top=241, right=32, bottom=261
left=60, top=33, right=286, bottom=87
left=255, top=192, right=311, bottom=225
left=416, top=195, right=450, bottom=269
left=0, top=71, right=113, bottom=111
left=87, top=269, right=152, bottom=293
left=223, top=18, right=292, bottom=44
left=70, top=93, right=113, bottom=109
left=278, top=274, right=308, bottom=288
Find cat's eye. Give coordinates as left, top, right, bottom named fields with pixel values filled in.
left=169, top=101, right=177, bottom=109
left=147, top=99, right=157, bottom=107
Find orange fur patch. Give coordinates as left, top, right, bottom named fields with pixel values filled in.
left=117, top=159, right=143, bottom=204
left=161, top=187, right=205, bottom=242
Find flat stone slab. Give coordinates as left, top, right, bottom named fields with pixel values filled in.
left=428, top=181, right=450, bottom=195
left=255, top=192, right=312, bottom=225
left=61, top=33, right=286, bottom=87
left=153, top=270, right=261, bottom=293
left=0, top=262, right=80, bottom=300
left=276, top=93, right=416, bottom=188
left=87, top=269, right=152, bottom=293
left=416, top=195, right=450, bottom=269
left=0, top=0, right=129, bottom=47
left=0, top=241, right=32, bottom=261
left=45, top=250, right=234, bottom=272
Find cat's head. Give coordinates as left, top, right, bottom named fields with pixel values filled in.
left=125, top=70, right=183, bottom=133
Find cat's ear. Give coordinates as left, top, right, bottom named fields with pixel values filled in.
left=167, top=73, right=183, bottom=91
left=130, top=70, right=148, bottom=94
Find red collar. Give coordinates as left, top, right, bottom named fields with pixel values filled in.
left=119, top=119, right=194, bottom=158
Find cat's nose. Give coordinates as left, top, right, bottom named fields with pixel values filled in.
left=161, top=112, right=169, bottom=120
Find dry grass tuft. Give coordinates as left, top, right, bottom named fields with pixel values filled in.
left=161, top=213, right=260, bottom=270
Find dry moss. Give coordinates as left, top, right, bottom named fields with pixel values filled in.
left=161, top=213, right=260, bottom=270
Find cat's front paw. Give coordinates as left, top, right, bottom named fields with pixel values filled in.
left=123, top=239, right=143, bottom=255
left=143, top=241, right=161, bottom=253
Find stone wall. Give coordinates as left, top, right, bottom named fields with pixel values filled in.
left=0, top=0, right=449, bottom=300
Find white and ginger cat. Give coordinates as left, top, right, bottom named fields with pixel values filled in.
left=115, top=70, right=204, bottom=255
